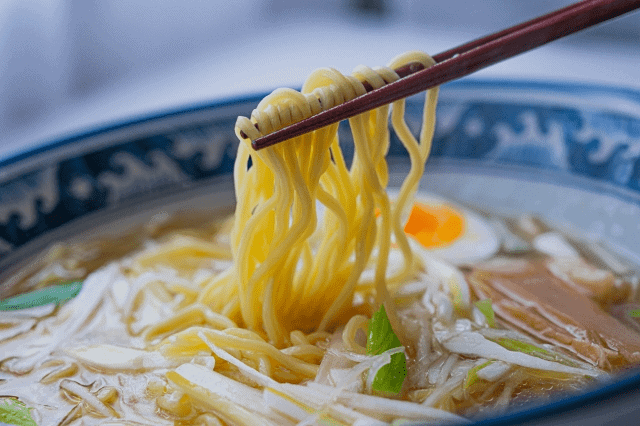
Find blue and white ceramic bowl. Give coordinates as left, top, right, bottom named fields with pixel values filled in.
left=1, top=80, right=640, bottom=425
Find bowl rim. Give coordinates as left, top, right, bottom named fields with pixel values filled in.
left=4, top=78, right=640, bottom=170
left=471, top=368, right=640, bottom=425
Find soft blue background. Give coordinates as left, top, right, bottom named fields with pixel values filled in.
left=1, top=0, right=639, bottom=161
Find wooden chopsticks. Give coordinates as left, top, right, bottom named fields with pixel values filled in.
left=251, top=0, right=640, bottom=150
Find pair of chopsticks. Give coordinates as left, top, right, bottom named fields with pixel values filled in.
left=252, top=0, right=640, bottom=150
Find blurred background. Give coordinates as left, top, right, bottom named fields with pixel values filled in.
left=1, top=0, right=638, bottom=159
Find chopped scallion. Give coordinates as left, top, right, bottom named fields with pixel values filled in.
left=464, top=361, right=493, bottom=389
left=0, top=398, right=37, bottom=426
left=0, top=281, right=82, bottom=311
left=492, top=337, right=579, bottom=368
left=628, top=308, right=640, bottom=318
left=474, top=299, right=495, bottom=328
left=366, top=305, right=407, bottom=394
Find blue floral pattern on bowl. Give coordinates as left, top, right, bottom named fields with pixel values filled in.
left=430, top=81, right=640, bottom=191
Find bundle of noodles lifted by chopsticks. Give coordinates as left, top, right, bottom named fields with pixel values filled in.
left=228, top=51, right=438, bottom=340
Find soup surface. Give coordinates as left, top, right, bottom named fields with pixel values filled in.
left=0, top=192, right=638, bottom=426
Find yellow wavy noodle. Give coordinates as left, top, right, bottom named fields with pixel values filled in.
left=342, top=314, right=370, bottom=355
left=160, top=327, right=319, bottom=381
left=227, top=51, right=438, bottom=346
left=144, top=304, right=237, bottom=342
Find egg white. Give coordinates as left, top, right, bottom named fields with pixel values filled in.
left=402, top=192, right=500, bottom=266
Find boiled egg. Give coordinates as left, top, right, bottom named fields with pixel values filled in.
left=402, top=193, right=499, bottom=265
left=313, top=191, right=498, bottom=266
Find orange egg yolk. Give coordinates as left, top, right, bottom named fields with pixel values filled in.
left=404, top=203, right=465, bottom=248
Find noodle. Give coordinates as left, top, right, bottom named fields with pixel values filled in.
left=225, top=51, right=437, bottom=346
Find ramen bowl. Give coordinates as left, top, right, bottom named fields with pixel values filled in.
left=1, top=79, right=640, bottom=425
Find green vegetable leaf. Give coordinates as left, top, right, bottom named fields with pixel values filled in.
left=0, top=281, right=82, bottom=311
left=496, top=338, right=552, bottom=357
left=0, top=398, right=37, bottom=426
left=628, top=308, right=640, bottom=318
left=474, top=299, right=495, bottom=328
left=493, top=337, right=580, bottom=368
left=366, top=305, right=407, bottom=395
left=464, top=360, right=493, bottom=389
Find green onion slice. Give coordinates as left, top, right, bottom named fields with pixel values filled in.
left=0, top=281, right=82, bottom=311
left=366, top=305, right=407, bottom=394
